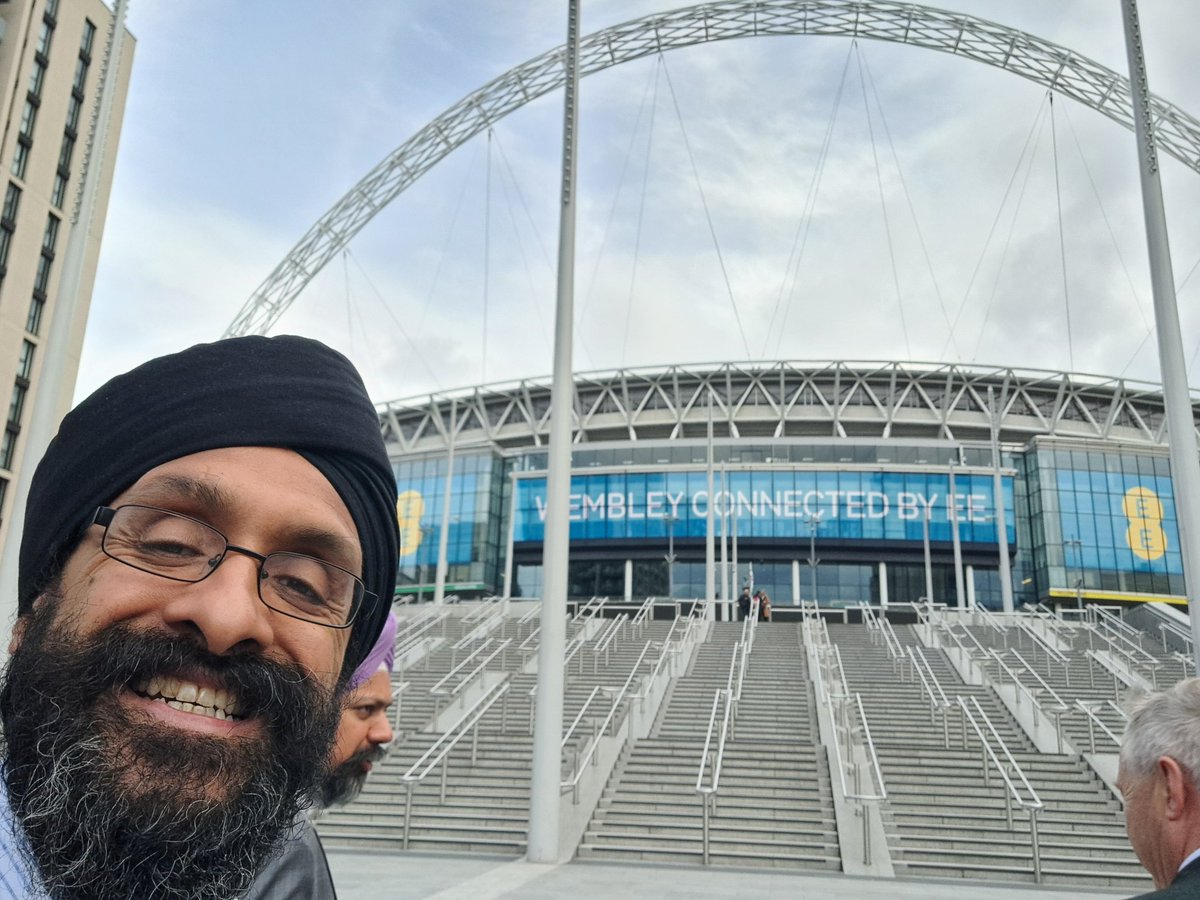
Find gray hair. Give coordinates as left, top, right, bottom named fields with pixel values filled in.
left=1121, top=678, right=1200, bottom=785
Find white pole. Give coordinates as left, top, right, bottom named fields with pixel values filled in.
left=1121, top=0, right=1200, bottom=672
left=705, top=394, right=715, bottom=619
left=731, top=500, right=739, bottom=603
left=988, top=387, right=1015, bottom=612
left=792, top=559, right=800, bottom=606
left=527, top=0, right=581, bottom=863
left=719, top=463, right=728, bottom=621
left=433, top=399, right=456, bottom=605
left=922, top=506, right=934, bottom=605
left=502, top=471, right=517, bottom=598
left=0, top=0, right=130, bottom=638
left=949, top=462, right=966, bottom=610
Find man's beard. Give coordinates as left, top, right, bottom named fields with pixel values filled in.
left=0, top=594, right=343, bottom=900
left=319, top=742, right=388, bottom=809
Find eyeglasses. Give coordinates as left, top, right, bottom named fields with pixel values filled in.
left=91, top=505, right=370, bottom=629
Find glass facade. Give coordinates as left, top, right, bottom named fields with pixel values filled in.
left=389, top=436, right=1187, bottom=607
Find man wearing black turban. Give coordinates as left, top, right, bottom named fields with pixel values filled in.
left=0, top=335, right=399, bottom=900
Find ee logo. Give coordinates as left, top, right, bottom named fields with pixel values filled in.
left=1122, top=486, right=1167, bottom=561
left=397, top=490, right=425, bottom=557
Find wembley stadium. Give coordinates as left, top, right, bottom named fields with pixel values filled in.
left=379, top=359, right=1187, bottom=612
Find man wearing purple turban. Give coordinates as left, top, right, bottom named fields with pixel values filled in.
left=245, top=612, right=398, bottom=899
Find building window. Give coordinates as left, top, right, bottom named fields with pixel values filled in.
left=16, top=340, right=35, bottom=380
left=32, top=254, right=51, bottom=294
left=0, top=428, right=16, bottom=471
left=44, top=0, right=60, bottom=20
left=65, top=94, right=81, bottom=133
left=28, top=60, right=46, bottom=98
left=42, top=214, right=59, bottom=254
left=57, top=133, right=74, bottom=172
left=36, top=21, right=52, bottom=57
left=81, top=19, right=96, bottom=57
left=10, top=140, right=30, bottom=180
left=3, top=183, right=21, bottom=225
left=25, top=298, right=44, bottom=335
left=19, top=99, right=37, bottom=141
left=7, top=382, right=27, bottom=432
left=51, top=172, right=67, bottom=208
left=71, top=56, right=86, bottom=94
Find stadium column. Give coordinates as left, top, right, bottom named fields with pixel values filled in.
left=624, top=559, right=632, bottom=602
left=879, top=562, right=889, bottom=610
left=528, top=0, right=580, bottom=864
left=1122, top=0, right=1200, bottom=670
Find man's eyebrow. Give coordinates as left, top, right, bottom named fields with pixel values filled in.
left=125, top=474, right=360, bottom=568
left=126, top=474, right=235, bottom=511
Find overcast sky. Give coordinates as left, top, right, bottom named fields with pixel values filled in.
left=76, top=0, right=1200, bottom=407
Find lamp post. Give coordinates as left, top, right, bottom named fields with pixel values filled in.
left=1066, top=537, right=1084, bottom=610
left=664, top=513, right=677, bottom=600
left=806, top=513, right=822, bottom=606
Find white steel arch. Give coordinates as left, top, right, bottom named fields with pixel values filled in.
left=223, top=0, right=1200, bottom=338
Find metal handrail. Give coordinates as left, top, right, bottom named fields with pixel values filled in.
left=395, top=605, right=447, bottom=642
left=1072, top=699, right=1123, bottom=753
left=975, top=605, right=1007, bottom=635
left=391, top=679, right=411, bottom=733
left=462, top=595, right=505, bottom=625
left=1092, top=605, right=1148, bottom=646
left=561, top=642, right=654, bottom=803
left=807, top=616, right=886, bottom=865
left=1084, top=620, right=1163, bottom=687
left=986, top=649, right=1066, bottom=750
left=571, top=596, right=606, bottom=625
left=593, top=613, right=628, bottom=656
left=518, top=624, right=541, bottom=653
left=400, top=680, right=511, bottom=848
left=1006, top=649, right=1069, bottom=710
left=518, top=602, right=542, bottom=625
left=1014, top=621, right=1070, bottom=666
left=1088, top=607, right=1161, bottom=667
left=431, top=638, right=498, bottom=694
left=631, top=596, right=655, bottom=633
left=878, top=617, right=904, bottom=661
left=957, top=694, right=1045, bottom=883
left=695, top=689, right=734, bottom=865
left=561, top=686, right=603, bottom=752
left=430, top=639, right=511, bottom=718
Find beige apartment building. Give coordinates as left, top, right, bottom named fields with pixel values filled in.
left=0, top=0, right=131, bottom=545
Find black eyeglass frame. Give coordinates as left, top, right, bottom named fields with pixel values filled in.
left=91, top=505, right=372, bottom=630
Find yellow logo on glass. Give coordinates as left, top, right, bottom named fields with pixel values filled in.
left=397, top=490, right=425, bottom=558
left=1123, top=486, right=1167, bottom=561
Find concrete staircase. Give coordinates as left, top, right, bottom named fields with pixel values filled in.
left=578, top=622, right=840, bottom=870
left=828, top=620, right=1151, bottom=892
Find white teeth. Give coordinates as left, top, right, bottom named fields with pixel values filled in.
left=139, top=675, right=240, bottom=719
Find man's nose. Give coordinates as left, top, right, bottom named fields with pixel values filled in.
left=160, top=552, right=275, bottom=655
left=368, top=710, right=395, bottom=747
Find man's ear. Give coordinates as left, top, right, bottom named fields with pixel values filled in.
left=1159, top=756, right=1192, bottom=821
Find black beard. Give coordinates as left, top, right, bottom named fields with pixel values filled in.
left=0, top=596, right=343, bottom=900
left=318, top=742, right=388, bottom=809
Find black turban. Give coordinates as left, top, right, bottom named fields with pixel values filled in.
left=18, top=335, right=399, bottom=678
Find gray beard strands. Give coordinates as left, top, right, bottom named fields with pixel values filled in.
left=319, top=742, right=389, bottom=809
left=0, top=601, right=343, bottom=900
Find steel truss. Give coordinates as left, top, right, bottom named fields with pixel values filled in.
left=378, top=360, right=1185, bottom=454
left=223, top=0, right=1200, bottom=339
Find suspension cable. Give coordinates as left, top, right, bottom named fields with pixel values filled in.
left=1049, top=93, right=1074, bottom=372
left=855, top=43, right=911, bottom=359
left=861, top=50, right=958, bottom=359
left=577, top=57, right=662, bottom=370
left=622, top=56, right=662, bottom=367
left=660, top=55, right=751, bottom=358
left=343, top=246, right=444, bottom=389
left=767, top=44, right=856, bottom=359
left=962, top=97, right=1051, bottom=362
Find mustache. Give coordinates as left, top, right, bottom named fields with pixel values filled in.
left=36, top=622, right=328, bottom=731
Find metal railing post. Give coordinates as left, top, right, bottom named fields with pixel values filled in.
left=403, top=783, right=415, bottom=850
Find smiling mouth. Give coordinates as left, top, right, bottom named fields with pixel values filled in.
left=130, top=675, right=244, bottom=721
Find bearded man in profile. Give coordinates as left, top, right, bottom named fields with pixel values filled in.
left=0, top=335, right=399, bottom=900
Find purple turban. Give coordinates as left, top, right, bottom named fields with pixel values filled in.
left=349, top=611, right=397, bottom=690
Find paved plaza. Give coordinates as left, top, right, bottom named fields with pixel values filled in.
left=327, top=851, right=1132, bottom=900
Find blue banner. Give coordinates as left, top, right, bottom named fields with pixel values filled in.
left=513, top=469, right=1014, bottom=546
left=1056, top=469, right=1182, bottom=575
